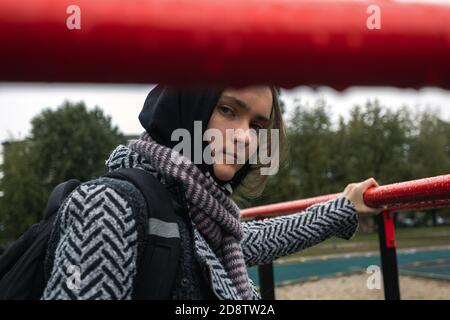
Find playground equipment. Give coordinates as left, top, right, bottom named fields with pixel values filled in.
left=0, top=0, right=450, bottom=88
left=242, top=174, right=450, bottom=300
left=1, top=0, right=450, bottom=300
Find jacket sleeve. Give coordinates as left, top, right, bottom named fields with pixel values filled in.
left=241, top=195, right=358, bottom=267
left=42, top=183, right=139, bottom=300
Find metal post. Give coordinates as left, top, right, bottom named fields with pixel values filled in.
left=258, top=263, right=275, bottom=300
left=377, top=210, right=401, bottom=300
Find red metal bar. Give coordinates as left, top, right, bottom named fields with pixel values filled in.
left=377, top=210, right=401, bottom=300
left=242, top=193, right=342, bottom=219
left=386, top=199, right=450, bottom=212
left=241, top=174, right=450, bottom=219
left=383, top=210, right=396, bottom=248
left=363, top=174, right=450, bottom=207
left=1, top=0, right=450, bottom=89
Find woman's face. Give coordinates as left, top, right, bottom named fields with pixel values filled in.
left=206, top=86, right=273, bottom=182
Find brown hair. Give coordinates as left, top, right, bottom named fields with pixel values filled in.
left=234, top=86, right=288, bottom=199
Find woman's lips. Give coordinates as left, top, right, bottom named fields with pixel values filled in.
left=227, top=153, right=248, bottom=165
left=216, top=149, right=246, bottom=164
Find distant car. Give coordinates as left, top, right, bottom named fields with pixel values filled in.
left=397, top=217, right=416, bottom=228
left=426, top=215, right=446, bottom=226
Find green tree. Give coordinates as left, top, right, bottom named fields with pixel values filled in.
left=338, top=101, right=414, bottom=185
left=408, top=111, right=450, bottom=178
left=31, top=101, right=124, bottom=186
left=0, top=101, right=124, bottom=245
left=0, top=140, right=45, bottom=244
left=287, top=98, right=337, bottom=198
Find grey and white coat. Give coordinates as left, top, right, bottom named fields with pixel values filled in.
left=42, top=145, right=359, bottom=300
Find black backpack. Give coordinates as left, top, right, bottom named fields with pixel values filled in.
left=0, top=167, right=181, bottom=300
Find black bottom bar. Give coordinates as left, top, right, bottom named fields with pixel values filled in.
left=377, top=213, right=401, bottom=300
left=258, top=263, right=275, bottom=300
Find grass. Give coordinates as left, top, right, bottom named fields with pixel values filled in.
left=276, top=225, right=450, bottom=263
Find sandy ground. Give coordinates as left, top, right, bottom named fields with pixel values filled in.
left=275, top=273, right=450, bottom=300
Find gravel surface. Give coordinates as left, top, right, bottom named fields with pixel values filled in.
left=275, top=273, right=450, bottom=300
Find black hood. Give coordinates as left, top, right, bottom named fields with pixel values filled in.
left=138, top=84, right=252, bottom=191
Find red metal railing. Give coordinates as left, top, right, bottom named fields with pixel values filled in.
left=241, top=174, right=450, bottom=300
left=1, top=0, right=450, bottom=89
left=241, top=174, right=450, bottom=218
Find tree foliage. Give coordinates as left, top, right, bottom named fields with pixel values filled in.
left=0, top=101, right=124, bottom=245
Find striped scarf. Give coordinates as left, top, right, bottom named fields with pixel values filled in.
left=128, top=132, right=253, bottom=300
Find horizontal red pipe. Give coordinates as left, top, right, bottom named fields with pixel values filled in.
left=1, top=0, right=450, bottom=89
left=241, top=193, right=342, bottom=219
left=363, top=174, right=450, bottom=207
left=241, top=174, right=450, bottom=219
left=387, top=199, right=450, bottom=212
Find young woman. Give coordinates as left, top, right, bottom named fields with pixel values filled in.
left=42, top=85, right=382, bottom=300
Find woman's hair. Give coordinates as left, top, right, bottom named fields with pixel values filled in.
left=235, top=86, right=288, bottom=199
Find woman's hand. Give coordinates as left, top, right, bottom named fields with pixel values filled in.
left=342, top=178, right=386, bottom=215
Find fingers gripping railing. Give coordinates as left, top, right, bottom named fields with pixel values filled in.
left=241, top=174, right=450, bottom=300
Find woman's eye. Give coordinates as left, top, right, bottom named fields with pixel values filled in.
left=251, top=123, right=263, bottom=130
left=219, top=105, right=234, bottom=116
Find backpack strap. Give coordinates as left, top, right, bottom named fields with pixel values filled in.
left=0, top=179, right=80, bottom=299
left=102, top=168, right=181, bottom=300
left=43, top=179, right=81, bottom=221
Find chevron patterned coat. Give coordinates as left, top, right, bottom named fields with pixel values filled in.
left=42, top=145, right=359, bottom=300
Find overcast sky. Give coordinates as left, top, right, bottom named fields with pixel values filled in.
left=1, top=82, right=449, bottom=146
